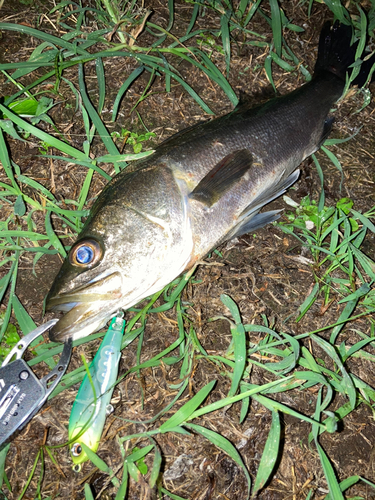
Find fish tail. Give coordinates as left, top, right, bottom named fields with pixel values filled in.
left=314, top=21, right=375, bottom=86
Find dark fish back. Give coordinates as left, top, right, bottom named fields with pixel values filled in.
left=155, top=71, right=344, bottom=185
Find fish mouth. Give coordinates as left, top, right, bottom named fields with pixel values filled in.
left=46, top=272, right=123, bottom=342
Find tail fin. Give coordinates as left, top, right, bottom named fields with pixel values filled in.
left=314, top=20, right=375, bottom=86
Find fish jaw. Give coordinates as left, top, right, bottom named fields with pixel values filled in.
left=46, top=272, right=123, bottom=342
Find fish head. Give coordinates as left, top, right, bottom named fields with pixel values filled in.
left=46, top=199, right=128, bottom=342
left=46, top=178, right=189, bottom=341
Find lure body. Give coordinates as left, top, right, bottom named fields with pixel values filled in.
left=69, top=315, right=125, bottom=469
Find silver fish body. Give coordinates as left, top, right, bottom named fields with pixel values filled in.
left=46, top=22, right=371, bottom=341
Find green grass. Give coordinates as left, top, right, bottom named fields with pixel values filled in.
left=0, top=0, right=375, bottom=498
left=278, top=193, right=375, bottom=321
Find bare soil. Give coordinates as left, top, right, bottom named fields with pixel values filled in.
left=0, top=0, right=375, bottom=499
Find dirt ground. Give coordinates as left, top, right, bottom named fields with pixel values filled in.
left=0, top=0, right=375, bottom=499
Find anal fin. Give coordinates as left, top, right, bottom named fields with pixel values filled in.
left=229, top=210, right=282, bottom=238
left=240, top=169, right=300, bottom=219
left=225, top=169, right=300, bottom=241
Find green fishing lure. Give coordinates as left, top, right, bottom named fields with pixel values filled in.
left=68, top=313, right=125, bottom=470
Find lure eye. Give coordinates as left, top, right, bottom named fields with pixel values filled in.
left=69, top=239, right=103, bottom=268
left=71, top=443, right=83, bottom=457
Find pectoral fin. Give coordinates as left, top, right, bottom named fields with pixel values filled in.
left=189, top=149, right=253, bottom=207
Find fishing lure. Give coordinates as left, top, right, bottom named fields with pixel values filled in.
left=68, top=313, right=125, bottom=470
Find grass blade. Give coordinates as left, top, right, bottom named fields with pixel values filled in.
left=111, top=66, right=144, bottom=121
left=220, top=9, right=231, bottom=76
left=221, top=295, right=246, bottom=397
left=0, top=104, right=88, bottom=161
left=186, top=423, right=251, bottom=499
left=84, top=484, right=94, bottom=500
left=95, top=57, right=106, bottom=114
left=315, top=439, right=344, bottom=500
left=296, top=283, right=320, bottom=322
left=311, top=334, right=356, bottom=409
left=0, top=444, right=10, bottom=490
left=77, top=64, right=124, bottom=173
left=81, top=443, right=110, bottom=473
left=159, top=380, right=216, bottom=431
left=329, top=298, right=359, bottom=344
left=253, top=410, right=281, bottom=495
left=269, top=0, right=282, bottom=57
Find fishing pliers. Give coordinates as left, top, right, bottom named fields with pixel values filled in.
left=0, top=319, right=72, bottom=449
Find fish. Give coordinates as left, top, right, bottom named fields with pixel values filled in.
left=46, top=21, right=374, bottom=342
left=68, top=314, right=125, bottom=470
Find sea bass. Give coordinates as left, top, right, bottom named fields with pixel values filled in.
left=46, top=22, right=373, bottom=342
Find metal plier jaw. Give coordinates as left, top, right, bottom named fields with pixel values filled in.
left=0, top=319, right=72, bottom=449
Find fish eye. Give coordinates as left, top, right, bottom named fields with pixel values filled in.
left=71, top=443, right=83, bottom=457
left=69, top=239, right=103, bottom=268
